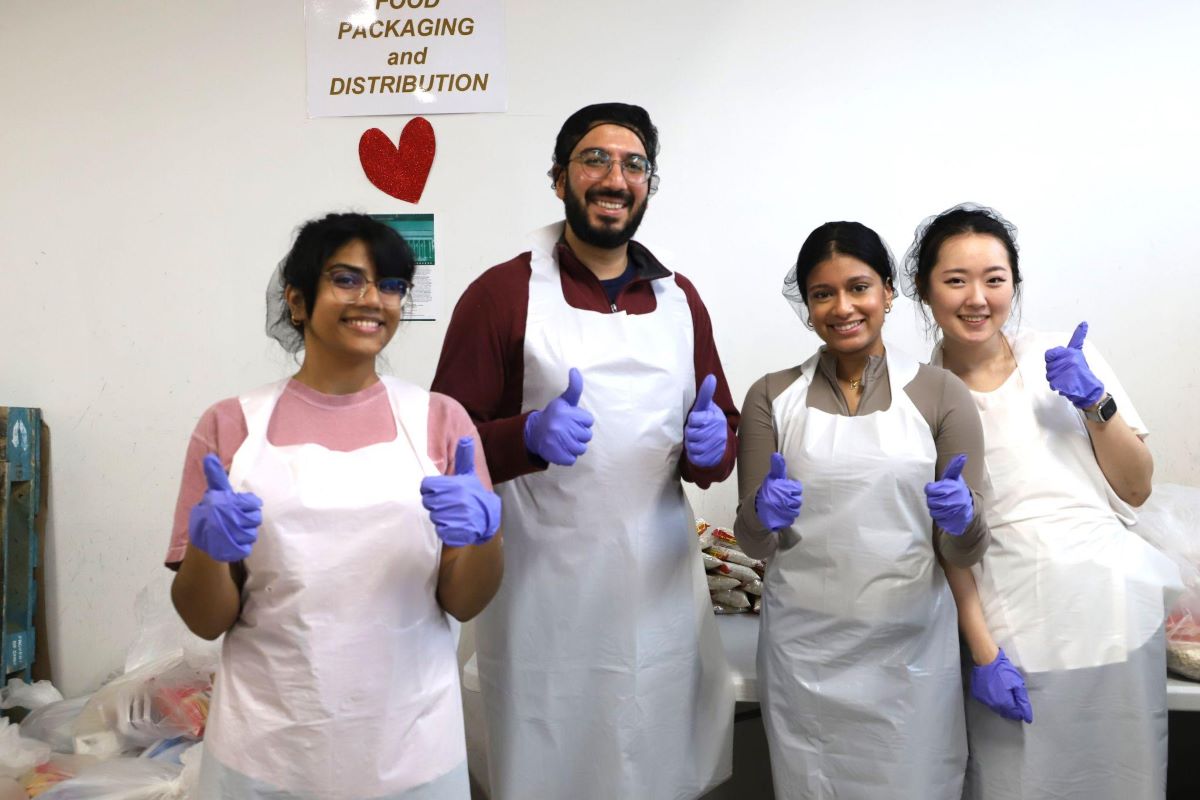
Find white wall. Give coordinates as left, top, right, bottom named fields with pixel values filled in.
left=2, top=0, right=1198, bottom=696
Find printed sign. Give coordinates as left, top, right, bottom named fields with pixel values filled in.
left=373, top=212, right=438, bottom=320
left=306, top=0, right=507, bottom=117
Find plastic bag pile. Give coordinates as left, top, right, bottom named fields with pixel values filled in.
left=696, top=519, right=764, bottom=615
left=1130, top=483, right=1200, bottom=681
left=0, top=581, right=216, bottom=798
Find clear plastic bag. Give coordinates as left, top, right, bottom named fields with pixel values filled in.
left=138, top=737, right=192, bottom=766
left=0, top=679, right=64, bottom=712
left=35, top=758, right=183, bottom=800
left=711, top=560, right=759, bottom=584
left=0, top=718, right=50, bottom=779
left=123, top=580, right=221, bottom=675
left=707, top=545, right=764, bottom=573
left=706, top=575, right=741, bottom=592
left=72, top=581, right=219, bottom=758
left=20, top=696, right=90, bottom=754
left=709, top=526, right=741, bottom=548
left=1129, top=484, right=1200, bottom=680
left=1129, top=484, right=1200, bottom=598
left=712, top=589, right=750, bottom=609
left=173, top=743, right=202, bottom=800
left=72, top=655, right=212, bottom=758
left=21, top=754, right=100, bottom=797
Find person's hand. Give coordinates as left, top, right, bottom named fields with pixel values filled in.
left=971, top=648, right=1034, bottom=723
left=755, top=453, right=803, bottom=531
left=1045, top=322, right=1105, bottom=409
left=685, top=374, right=728, bottom=468
left=188, top=454, right=262, bottom=562
left=924, top=454, right=973, bottom=536
left=524, top=368, right=594, bottom=466
left=421, top=437, right=501, bottom=547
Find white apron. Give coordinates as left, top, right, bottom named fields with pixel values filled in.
left=476, top=224, right=734, bottom=800
left=934, top=333, right=1181, bottom=800
left=198, top=377, right=469, bottom=800
left=758, top=349, right=966, bottom=800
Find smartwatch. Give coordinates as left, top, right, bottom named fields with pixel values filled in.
left=1083, top=392, right=1117, bottom=424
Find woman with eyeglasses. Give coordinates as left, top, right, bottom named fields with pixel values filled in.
left=165, top=212, right=502, bottom=799
left=734, top=221, right=991, bottom=799
left=906, top=203, right=1179, bottom=800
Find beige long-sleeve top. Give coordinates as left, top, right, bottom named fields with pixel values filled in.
left=734, top=348, right=990, bottom=565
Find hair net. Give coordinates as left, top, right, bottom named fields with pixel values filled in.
left=265, top=260, right=304, bottom=354
left=781, top=262, right=810, bottom=326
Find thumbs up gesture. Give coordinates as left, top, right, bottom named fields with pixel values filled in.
left=924, top=454, right=974, bottom=536
left=685, top=374, right=728, bottom=468
left=187, top=453, right=263, bottom=562
left=1044, top=322, right=1105, bottom=409
left=421, top=437, right=502, bottom=547
left=523, top=368, right=595, bottom=466
left=755, top=453, right=804, bottom=531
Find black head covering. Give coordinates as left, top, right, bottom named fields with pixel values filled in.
left=553, top=102, right=659, bottom=169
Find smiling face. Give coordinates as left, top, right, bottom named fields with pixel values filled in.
left=924, top=233, right=1015, bottom=348
left=805, top=253, right=895, bottom=359
left=555, top=123, right=650, bottom=249
left=287, top=238, right=401, bottom=365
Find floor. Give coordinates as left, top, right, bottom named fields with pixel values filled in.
left=1169, top=711, right=1200, bottom=798
left=700, top=703, right=775, bottom=799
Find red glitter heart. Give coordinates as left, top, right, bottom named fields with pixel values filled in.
left=358, top=117, right=436, bottom=204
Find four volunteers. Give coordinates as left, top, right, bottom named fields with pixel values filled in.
left=166, top=104, right=1181, bottom=799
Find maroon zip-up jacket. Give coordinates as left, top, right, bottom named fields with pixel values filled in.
left=431, top=238, right=739, bottom=487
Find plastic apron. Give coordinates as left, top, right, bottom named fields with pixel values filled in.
left=476, top=224, right=734, bottom=800
left=938, top=335, right=1181, bottom=800
left=758, top=349, right=966, bottom=800
left=198, top=376, right=469, bottom=800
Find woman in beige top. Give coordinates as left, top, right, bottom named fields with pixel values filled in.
left=735, top=220, right=999, bottom=799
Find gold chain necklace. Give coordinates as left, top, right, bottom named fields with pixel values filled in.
left=848, top=376, right=863, bottom=391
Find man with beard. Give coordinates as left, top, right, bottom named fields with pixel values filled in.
left=431, top=103, right=737, bottom=800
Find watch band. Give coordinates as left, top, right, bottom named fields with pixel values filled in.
left=1083, top=392, right=1117, bottom=423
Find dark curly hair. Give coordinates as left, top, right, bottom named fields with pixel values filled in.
left=266, top=213, right=416, bottom=353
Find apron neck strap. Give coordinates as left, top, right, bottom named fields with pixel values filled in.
left=528, top=222, right=566, bottom=260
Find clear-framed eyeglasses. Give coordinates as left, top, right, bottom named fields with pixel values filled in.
left=564, top=148, right=660, bottom=194
left=323, top=268, right=410, bottom=307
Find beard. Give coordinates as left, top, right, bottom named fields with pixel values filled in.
left=562, top=179, right=649, bottom=249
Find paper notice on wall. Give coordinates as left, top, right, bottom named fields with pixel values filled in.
left=306, top=0, right=507, bottom=118
left=373, top=212, right=437, bottom=321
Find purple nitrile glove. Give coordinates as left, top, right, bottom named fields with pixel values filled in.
left=188, top=453, right=262, bottom=562
left=924, top=453, right=973, bottom=536
left=971, top=648, right=1034, bottom=723
left=755, top=452, right=803, bottom=531
left=685, top=374, right=728, bottom=468
left=421, top=437, right=501, bottom=547
left=1044, top=322, right=1105, bottom=409
left=524, top=368, right=594, bottom=466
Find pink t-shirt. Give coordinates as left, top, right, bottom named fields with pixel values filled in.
left=165, top=378, right=492, bottom=566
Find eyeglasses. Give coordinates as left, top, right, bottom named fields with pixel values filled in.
left=323, top=268, right=410, bottom=306
left=568, top=148, right=659, bottom=190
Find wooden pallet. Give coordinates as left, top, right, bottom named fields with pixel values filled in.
left=0, top=407, right=42, bottom=681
